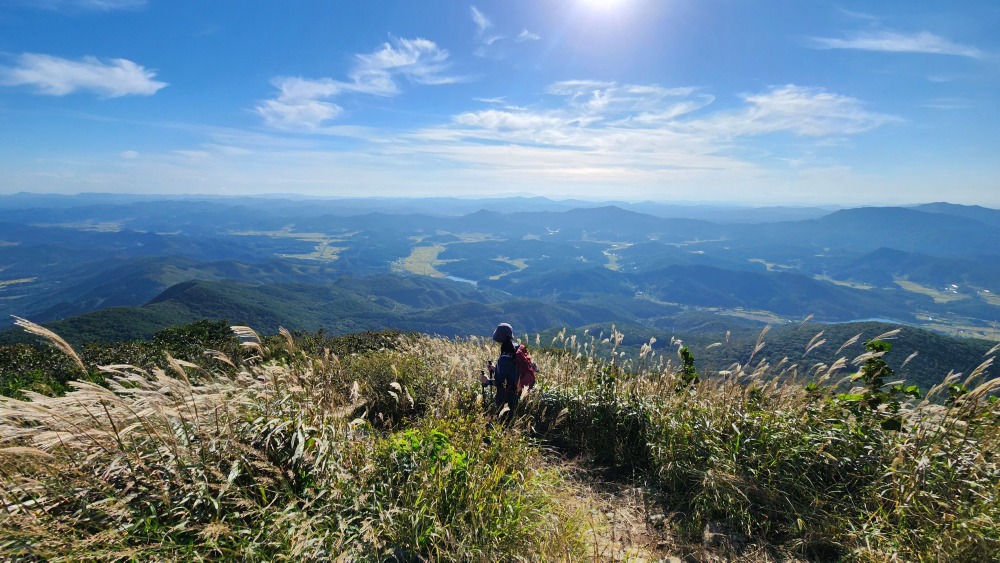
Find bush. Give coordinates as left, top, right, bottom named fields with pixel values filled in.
left=347, top=416, right=583, bottom=560
left=345, top=350, right=434, bottom=429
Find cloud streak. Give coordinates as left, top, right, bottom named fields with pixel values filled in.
left=470, top=6, right=538, bottom=56
left=401, top=82, right=895, bottom=186
left=697, top=85, right=900, bottom=138
left=79, top=81, right=903, bottom=204
left=22, top=0, right=146, bottom=11
left=471, top=6, right=505, bottom=56
left=256, top=37, right=460, bottom=130
left=470, top=6, right=491, bottom=34
left=0, top=53, right=166, bottom=96
left=516, top=29, right=541, bottom=42
left=808, top=30, right=985, bottom=59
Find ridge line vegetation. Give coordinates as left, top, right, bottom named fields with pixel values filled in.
left=1, top=319, right=998, bottom=560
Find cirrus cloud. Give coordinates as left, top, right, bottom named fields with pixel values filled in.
left=256, top=98, right=344, bottom=131
left=516, top=29, right=541, bottom=42
left=0, top=53, right=166, bottom=97
left=405, top=82, right=897, bottom=184
left=808, top=30, right=985, bottom=60
left=471, top=6, right=539, bottom=57
left=470, top=6, right=491, bottom=34
left=18, top=0, right=146, bottom=12
left=58, top=82, right=911, bottom=205
left=256, top=37, right=461, bottom=130
left=696, top=85, right=900, bottom=138
left=157, top=81, right=903, bottom=204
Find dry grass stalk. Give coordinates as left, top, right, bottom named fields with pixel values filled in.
left=11, top=316, right=86, bottom=374
left=279, top=326, right=295, bottom=353
left=835, top=333, right=862, bottom=356
left=231, top=325, right=265, bottom=356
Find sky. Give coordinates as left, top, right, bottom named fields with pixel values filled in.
left=0, top=0, right=998, bottom=206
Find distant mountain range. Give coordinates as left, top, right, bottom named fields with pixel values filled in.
left=1, top=194, right=998, bottom=374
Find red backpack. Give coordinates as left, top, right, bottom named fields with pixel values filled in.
left=515, top=344, right=536, bottom=391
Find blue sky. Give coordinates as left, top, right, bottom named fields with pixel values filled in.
left=1, top=0, right=997, bottom=205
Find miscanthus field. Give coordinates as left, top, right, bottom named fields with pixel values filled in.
left=1, top=319, right=998, bottom=561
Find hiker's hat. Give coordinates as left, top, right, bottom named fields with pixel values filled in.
left=492, top=322, right=513, bottom=343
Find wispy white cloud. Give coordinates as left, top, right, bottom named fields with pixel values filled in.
left=546, top=81, right=701, bottom=117
left=470, top=6, right=491, bottom=34
left=354, top=37, right=457, bottom=87
left=516, top=29, right=541, bottom=42
left=394, top=82, right=897, bottom=194
left=256, top=97, right=344, bottom=131
left=173, top=150, right=210, bottom=159
left=0, top=53, right=166, bottom=97
left=269, top=76, right=343, bottom=100
left=808, top=30, right=985, bottom=59
left=256, top=37, right=459, bottom=130
left=481, top=35, right=504, bottom=47
left=120, top=150, right=139, bottom=159
left=835, top=6, right=881, bottom=22
left=471, top=7, right=539, bottom=56
left=202, top=143, right=253, bottom=156
left=453, top=109, right=571, bottom=131
left=471, top=6, right=505, bottom=56
left=67, top=81, right=906, bottom=204
left=420, top=86, right=674, bottom=155
left=695, top=85, right=899, bottom=138
left=926, top=74, right=963, bottom=83
left=25, top=0, right=145, bottom=12
left=921, top=98, right=975, bottom=110
left=474, top=96, right=529, bottom=112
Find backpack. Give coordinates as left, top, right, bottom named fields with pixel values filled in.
left=495, top=350, right=517, bottom=387
left=495, top=344, right=535, bottom=390
left=515, top=344, right=536, bottom=391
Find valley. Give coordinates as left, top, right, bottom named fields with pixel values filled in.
left=2, top=194, right=999, bottom=352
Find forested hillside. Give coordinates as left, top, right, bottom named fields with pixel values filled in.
left=3, top=195, right=1000, bottom=342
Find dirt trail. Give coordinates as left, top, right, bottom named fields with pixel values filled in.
left=551, top=459, right=678, bottom=562
left=551, top=459, right=791, bottom=562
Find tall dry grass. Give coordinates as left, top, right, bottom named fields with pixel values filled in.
left=0, top=323, right=586, bottom=561
left=1, top=318, right=998, bottom=560
left=517, top=325, right=1000, bottom=560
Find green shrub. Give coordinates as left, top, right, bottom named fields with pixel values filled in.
left=345, top=350, right=433, bottom=429
left=344, top=416, right=582, bottom=560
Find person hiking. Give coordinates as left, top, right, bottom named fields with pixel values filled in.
left=479, top=323, right=536, bottom=411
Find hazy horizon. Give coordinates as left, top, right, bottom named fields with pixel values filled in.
left=3, top=190, right=994, bottom=212
left=2, top=1, right=998, bottom=206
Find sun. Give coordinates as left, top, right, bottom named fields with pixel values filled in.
left=579, top=0, right=628, bottom=9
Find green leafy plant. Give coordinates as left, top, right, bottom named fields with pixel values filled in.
left=836, top=339, right=920, bottom=431
left=678, top=345, right=701, bottom=387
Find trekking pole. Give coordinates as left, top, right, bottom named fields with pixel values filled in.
left=478, top=359, right=494, bottom=405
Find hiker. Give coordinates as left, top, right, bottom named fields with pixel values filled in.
left=479, top=322, right=536, bottom=411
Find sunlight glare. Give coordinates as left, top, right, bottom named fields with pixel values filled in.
left=580, top=0, right=628, bottom=10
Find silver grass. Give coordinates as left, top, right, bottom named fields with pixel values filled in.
left=835, top=333, right=862, bottom=356
left=12, top=315, right=86, bottom=374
